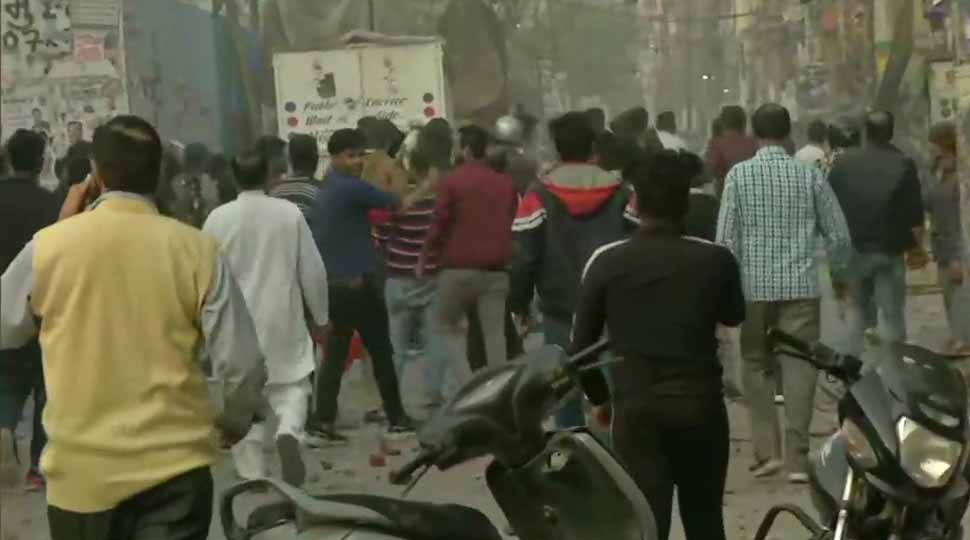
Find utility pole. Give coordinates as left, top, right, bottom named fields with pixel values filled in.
left=368, top=0, right=377, bottom=31
left=684, top=0, right=695, bottom=131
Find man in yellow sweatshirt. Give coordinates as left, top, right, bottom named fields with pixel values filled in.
left=0, top=115, right=266, bottom=540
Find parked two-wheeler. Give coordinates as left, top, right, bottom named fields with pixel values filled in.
left=755, top=329, right=970, bottom=540
left=221, top=340, right=658, bottom=540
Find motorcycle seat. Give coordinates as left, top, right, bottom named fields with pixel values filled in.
left=226, top=479, right=501, bottom=540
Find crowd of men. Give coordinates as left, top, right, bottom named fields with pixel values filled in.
left=0, top=97, right=963, bottom=540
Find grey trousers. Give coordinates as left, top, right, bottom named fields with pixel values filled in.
left=741, top=299, right=821, bottom=473
left=940, top=268, right=970, bottom=345
left=433, top=269, right=510, bottom=387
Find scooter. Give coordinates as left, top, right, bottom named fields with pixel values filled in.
left=221, top=340, right=658, bottom=540
left=754, top=329, right=970, bottom=540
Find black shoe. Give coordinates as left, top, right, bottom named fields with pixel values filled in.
left=387, top=417, right=417, bottom=438
left=307, top=423, right=349, bottom=445
left=276, top=434, right=306, bottom=487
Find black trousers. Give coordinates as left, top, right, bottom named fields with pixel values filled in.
left=315, top=278, right=405, bottom=425
left=0, top=340, right=46, bottom=470
left=48, top=467, right=213, bottom=540
left=612, top=393, right=729, bottom=540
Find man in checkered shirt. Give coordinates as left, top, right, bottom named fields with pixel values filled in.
left=716, top=103, right=851, bottom=484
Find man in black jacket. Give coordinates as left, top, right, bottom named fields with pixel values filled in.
left=827, top=111, right=927, bottom=356
left=510, top=112, right=636, bottom=428
left=0, top=130, right=59, bottom=490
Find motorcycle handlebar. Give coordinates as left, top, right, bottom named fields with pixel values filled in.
left=768, top=328, right=862, bottom=383
left=389, top=448, right=436, bottom=486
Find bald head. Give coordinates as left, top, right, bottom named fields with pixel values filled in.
left=865, top=110, right=894, bottom=145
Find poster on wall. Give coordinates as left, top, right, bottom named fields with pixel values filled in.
left=68, top=0, right=119, bottom=28
left=0, top=0, right=73, bottom=81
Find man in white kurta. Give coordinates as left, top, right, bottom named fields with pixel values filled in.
left=203, top=150, right=329, bottom=487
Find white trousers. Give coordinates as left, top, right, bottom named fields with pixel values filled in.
left=232, top=378, right=311, bottom=480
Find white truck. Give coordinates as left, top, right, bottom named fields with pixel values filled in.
left=273, top=35, right=449, bottom=153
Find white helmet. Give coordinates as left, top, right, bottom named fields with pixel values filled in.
left=493, top=115, right=524, bottom=145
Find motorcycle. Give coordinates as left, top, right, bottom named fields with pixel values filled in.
left=221, top=340, right=658, bottom=540
left=754, top=329, right=970, bottom=540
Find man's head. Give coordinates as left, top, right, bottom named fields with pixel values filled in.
left=720, top=105, right=747, bottom=133
left=67, top=121, right=84, bottom=144
left=91, top=115, right=163, bottom=195
left=610, top=107, right=649, bottom=140
left=328, top=128, right=367, bottom=176
left=828, top=116, right=861, bottom=150
left=63, top=141, right=94, bottom=187
left=550, top=111, right=596, bottom=163
left=231, top=147, right=268, bottom=191
left=865, top=110, right=894, bottom=145
left=256, top=135, right=288, bottom=183
left=806, top=119, right=828, bottom=146
left=594, top=132, right=637, bottom=176
left=751, top=103, right=792, bottom=143
left=632, top=149, right=692, bottom=224
left=585, top=107, right=607, bottom=135
left=5, top=129, right=47, bottom=178
left=31, top=108, right=42, bottom=120
left=183, top=143, right=210, bottom=174
left=458, top=124, right=489, bottom=162
left=288, top=133, right=319, bottom=176
left=656, top=111, right=676, bottom=134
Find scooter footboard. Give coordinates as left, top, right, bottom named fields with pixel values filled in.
left=753, top=505, right=828, bottom=540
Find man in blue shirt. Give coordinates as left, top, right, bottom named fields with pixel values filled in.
left=309, top=129, right=413, bottom=440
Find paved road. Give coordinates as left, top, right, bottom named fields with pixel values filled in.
left=2, top=264, right=967, bottom=540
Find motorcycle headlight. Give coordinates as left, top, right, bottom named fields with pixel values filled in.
left=897, top=417, right=963, bottom=489
left=842, top=418, right=878, bottom=469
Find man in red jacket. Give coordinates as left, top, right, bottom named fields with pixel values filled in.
left=419, top=125, right=518, bottom=385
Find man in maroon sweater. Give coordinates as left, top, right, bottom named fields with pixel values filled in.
left=706, top=105, right=758, bottom=199
left=419, top=125, right=518, bottom=384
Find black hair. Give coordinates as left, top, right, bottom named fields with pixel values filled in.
left=184, top=142, right=209, bottom=171
left=711, top=118, right=724, bottom=138
left=67, top=120, right=83, bottom=129
left=751, top=103, right=792, bottom=141
left=409, top=145, right=433, bottom=177
left=328, top=128, right=367, bottom=156
left=827, top=117, right=861, bottom=150
left=585, top=107, right=607, bottom=134
left=458, top=125, right=489, bottom=160
left=865, top=110, right=894, bottom=144
left=550, top=111, right=596, bottom=162
left=256, top=135, right=287, bottom=177
left=720, top=105, right=747, bottom=132
left=610, top=107, right=649, bottom=139
left=418, top=118, right=454, bottom=171
left=806, top=119, right=828, bottom=145
left=5, top=129, right=47, bottom=175
left=60, top=141, right=94, bottom=190
left=231, top=148, right=268, bottom=190
left=594, top=132, right=637, bottom=175
left=91, top=115, right=163, bottom=195
left=656, top=111, right=676, bottom=133
left=631, top=149, right=692, bottom=222
left=288, top=133, right=319, bottom=175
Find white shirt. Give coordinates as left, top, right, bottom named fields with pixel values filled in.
left=657, top=130, right=688, bottom=151
left=794, top=144, right=826, bottom=169
left=204, top=191, right=329, bottom=384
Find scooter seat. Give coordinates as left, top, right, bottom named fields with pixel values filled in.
left=223, top=479, right=501, bottom=540
left=310, top=493, right=502, bottom=540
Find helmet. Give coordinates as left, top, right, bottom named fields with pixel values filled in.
left=493, top=115, right=524, bottom=145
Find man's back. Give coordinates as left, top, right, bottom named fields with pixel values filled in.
left=0, top=176, right=58, bottom=272
left=269, top=176, right=320, bottom=218
left=828, top=145, right=924, bottom=255
left=28, top=195, right=221, bottom=512
left=707, top=131, right=758, bottom=195
left=204, top=192, right=321, bottom=382
left=430, top=161, right=517, bottom=269
left=717, top=146, right=850, bottom=301
left=311, top=171, right=397, bottom=280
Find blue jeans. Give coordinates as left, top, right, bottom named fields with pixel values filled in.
left=385, top=277, right=449, bottom=405
left=846, top=253, right=907, bottom=357
left=544, top=317, right=586, bottom=429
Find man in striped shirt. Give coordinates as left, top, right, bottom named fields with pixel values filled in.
left=269, top=134, right=320, bottom=217
left=374, top=148, right=449, bottom=408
